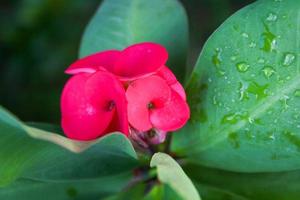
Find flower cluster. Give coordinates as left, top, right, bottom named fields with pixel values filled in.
left=61, top=42, right=190, bottom=144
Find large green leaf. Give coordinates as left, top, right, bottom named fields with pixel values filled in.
left=185, top=164, right=300, bottom=200
left=0, top=106, right=138, bottom=186
left=150, top=153, right=201, bottom=200
left=79, top=0, right=188, bottom=81
left=172, top=0, right=300, bottom=172
left=0, top=173, right=130, bottom=200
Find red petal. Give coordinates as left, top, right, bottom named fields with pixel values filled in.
left=61, top=71, right=127, bottom=140
left=65, top=50, right=121, bottom=75
left=150, top=90, right=190, bottom=132
left=171, top=81, right=186, bottom=101
left=113, top=42, right=168, bottom=79
left=156, top=66, right=177, bottom=85
left=156, top=66, right=186, bottom=100
left=126, top=75, right=171, bottom=131
left=85, top=71, right=128, bottom=136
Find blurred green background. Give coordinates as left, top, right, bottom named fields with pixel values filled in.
left=0, top=0, right=254, bottom=123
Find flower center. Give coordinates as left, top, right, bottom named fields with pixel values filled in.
left=147, top=102, right=155, bottom=109
left=147, top=129, right=157, bottom=138
left=106, top=100, right=115, bottom=111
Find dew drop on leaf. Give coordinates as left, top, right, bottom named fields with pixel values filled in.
left=282, top=53, right=296, bottom=66
left=212, top=95, right=218, bottom=105
left=212, top=48, right=225, bottom=75
left=267, top=132, right=276, bottom=140
left=231, top=55, right=237, bottom=61
left=262, top=66, right=276, bottom=78
left=221, top=112, right=247, bottom=124
left=280, top=95, right=290, bottom=110
left=212, top=48, right=222, bottom=66
left=266, top=13, right=278, bottom=22
left=238, top=82, right=249, bottom=101
left=247, top=82, right=269, bottom=100
left=242, top=32, right=249, bottom=38
left=261, top=23, right=277, bottom=52
left=249, top=42, right=257, bottom=48
left=236, top=62, right=250, bottom=72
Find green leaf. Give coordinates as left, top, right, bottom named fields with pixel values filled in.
left=0, top=105, right=138, bottom=186
left=26, top=122, right=64, bottom=135
left=144, top=184, right=183, bottom=200
left=104, top=183, right=146, bottom=200
left=79, top=0, right=188, bottom=81
left=172, top=0, right=300, bottom=172
left=185, top=164, right=300, bottom=200
left=150, top=153, right=201, bottom=200
left=0, top=173, right=131, bottom=200
left=195, top=184, right=246, bottom=200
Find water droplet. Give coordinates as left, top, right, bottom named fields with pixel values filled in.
left=208, top=78, right=212, bottom=82
left=222, top=112, right=248, bottom=124
left=248, top=117, right=254, bottom=124
left=294, top=89, right=300, bottom=97
left=242, top=32, right=249, bottom=38
left=212, top=48, right=225, bottom=76
left=213, top=95, right=218, bottom=105
left=261, top=23, right=277, bottom=52
left=247, top=82, right=269, bottom=100
left=231, top=55, right=237, bottom=61
left=236, top=62, right=250, bottom=72
left=249, top=42, right=256, bottom=48
left=238, top=82, right=249, bottom=101
left=266, top=13, right=278, bottom=22
left=282, top=53, right=296, bottom=66
left=280, top=95, right=290, bottom=110
left=267, top=132, right=276, bottom=140
left=262, top=66, right=276, bottom=78
left=228, top=132, right=240, bottom=149
left=212, top=48, right=222, bottom=66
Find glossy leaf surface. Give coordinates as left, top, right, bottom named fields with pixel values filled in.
left=172, top=0, right=300, bottom=172
left=185, top=164, right=300, bottom=200
left=0, top=173, right=131, bottom=200
left=0, top=106, right=138, bottom=186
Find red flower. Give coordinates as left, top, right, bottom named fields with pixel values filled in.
left=61, top=42, right=189, bottom=142
left=66, top=43, right=168, bottom=81
left=61, top=71, right=128, bottom=140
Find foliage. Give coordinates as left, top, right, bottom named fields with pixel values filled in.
left=1, top=0, right=300, bottom=199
